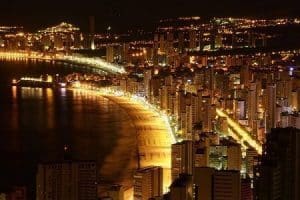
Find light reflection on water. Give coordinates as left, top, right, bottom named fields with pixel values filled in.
left=3, top=86, right=137, bottom=193
left=0, top=60, right=137, bottom=198
left=21, top=87, right=43, bottom=99
left=12, top=86, right=17, bottom=100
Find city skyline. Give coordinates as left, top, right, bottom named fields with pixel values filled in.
left=0, top=2, right=299, bottom=199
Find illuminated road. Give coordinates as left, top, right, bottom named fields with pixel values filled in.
left=0, top=52, right=126, bottom=74
left=216, top=108, right=262, bottom=154
left=63, top=55, right=125, bottom=74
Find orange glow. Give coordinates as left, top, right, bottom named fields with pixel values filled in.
left=216, top=108, right=262, bottom=154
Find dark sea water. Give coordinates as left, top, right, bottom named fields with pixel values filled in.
left=0, top=59, right=137, bottom=198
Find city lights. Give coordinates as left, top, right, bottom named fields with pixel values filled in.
left=0, top=6, right=300, bottom=199
left=0, top=51, right=126, bottom=74
left=216, top=108, right=262, bottom=154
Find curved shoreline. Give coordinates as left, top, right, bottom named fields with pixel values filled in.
left=69, top=88, right=173, bottom=194
left=0, top=55, right=173, bottom=194
left=94, top=95, right=138, bottom=196
left=0, top=52, right=125, bottom=75
left=102, top=95, right=172, bottom=193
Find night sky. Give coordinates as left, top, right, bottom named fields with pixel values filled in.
left=0, top=0, right=299, bottom=32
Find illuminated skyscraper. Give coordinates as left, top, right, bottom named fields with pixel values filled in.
left=280, top=112, right=300, bottom=129
left=133, top=166, right=163, bottom=200
left=290, top=89, right=300, bottom=111
left=189, top=30, right=197, bottom=50
left=202, top=96, right=213, bottom=132
left=227, top=144, right=242, bottom=171
left=210, top=21, right=217, bottom=50
left=144, top=69, right=152, bottom=99
left=159, top=34, right=165, bottom=53
left=175, top=90, right=186, bottom=124
left=171, top=141, right=193, bottom=182
left=106, top=45, right=114, bottom=63
left=246, top=147, right=259, bottom=179
left=159, top=85, right=171, bottom=111
left=265, top=84, right=277, bottom=133
left=240, top=65, right=250, bottom=88
left=248, top=83, right=258, bottom=130
left=166, top=32, right=174, bottom=54
left=191, top=92, right=202, bottom=126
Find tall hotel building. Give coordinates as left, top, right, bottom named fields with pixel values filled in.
left=36, top=161, right=97, bottom=200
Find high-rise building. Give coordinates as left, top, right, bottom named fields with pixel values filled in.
left=159, top=34, right=165, bottom=53
left=144, top=69, right=152, bottom=99
left=159, top=85, right=171, bottom=111
left=265, top=84, right=277, bottom=132
left=280, top=112, right=300, bottom=129
left=133, top=166, right=163, bottom=200
left=248, top=83, right=257, bottom=129
left=194, top=167, right=242, bottom=200
left=246, top=148, right=259, bottom=179
left=202, top=96, right=213, bottom=132
left=175, top=90, right=186, bottom=123
left=241, top=177, right=253, bottom=200
left=36, top=161, right=97, bottom=200
left=106, top=45, right=114, bottom=63
left=290, top=89, right=300, bottom=111
left=233, top=99, right=246, bottom=120
left=227, top=143, right=242, bottom=171
left=178, top=32, right=185, bottom=53
left=106, top=185, right=125, bottom=200
left=208, top=140, right=241, bottom=172
left=189, top=30, right=197, bottom=50
left=194, top=148, right=209, bottom=167
left=185, top=105, right=193, bottom=139
left=209, top=145, right=227, bottom=170
left=165, top=32, right=174, bottom=54
left=120, top=43, right=130, bottom=63
left=190, top=93, right=202, bottom=126
left=214, top=34, right=223, bottom=49
left=150, top=77, right=161, bottom=104
left=210, top=22, right=218, bottom=50
left=171, top=141, right=193, bottom=182
left=255, top=128, right=300, bottom=200
left=240, top=65, right=250, bottom=87
left=194, top=167, right=215, bottom=200
left=213, top=170, right=241, bottom=200
left=169, top=174, right=193, bottom=200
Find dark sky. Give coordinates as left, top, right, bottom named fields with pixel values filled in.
left=0, top=0, right=299, bottom=32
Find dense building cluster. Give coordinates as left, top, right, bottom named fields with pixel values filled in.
left=0, top=22, right=93, bottom=51
left=107, top=17, right=300, bottom=200
left=115, top=50, right=300, bottom=199
left=0, top=17, right=299, bottom=200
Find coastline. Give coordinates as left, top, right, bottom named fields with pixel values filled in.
left=0, top=56, right=173, bottom=196
left=69, top=89, right=173, bottom=197
left=103, top=95, right=172, bottom=193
